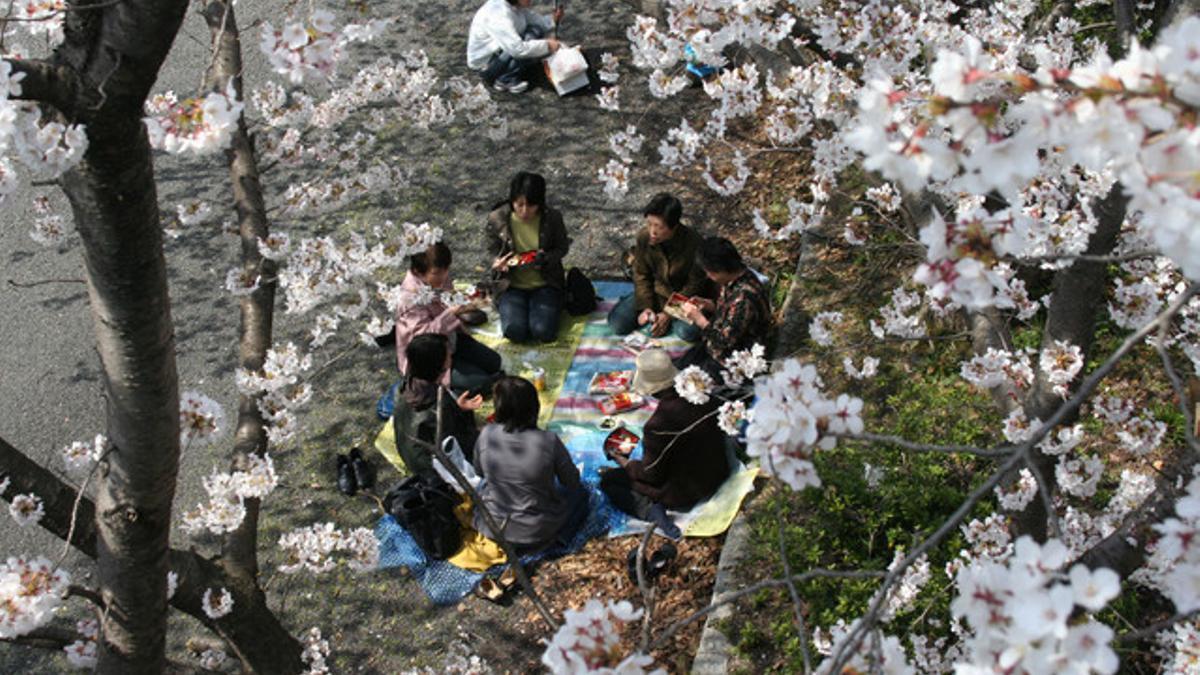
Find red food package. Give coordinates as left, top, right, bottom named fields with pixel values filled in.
left=589, top=370, right=633, bottom=395
left=663, top=292, right=693, bottom=324
left=604, top=427, right=640, bottom=458
left=599, top=392, right=645, bottom=415
left=507, top=251, right=539, bottom=268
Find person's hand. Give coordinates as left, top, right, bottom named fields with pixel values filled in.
left=650, top=312, right=671, bottom=337
left=682, top=302, right=706, bottom=326
left=552, top=6, right=564, bottom=23
left=456, top=391, right=484, bottom=411
left=546, top=37, right=561, bottom=53
left=491, top=252, right=514, bottom=271
left=452, top=301, right=481, bottom=315
left=637, top=308, right=656, bottom=326
left=690, top=297, right=715, bottom=313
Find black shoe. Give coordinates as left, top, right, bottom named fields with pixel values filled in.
left=349, top=447, right=375, bottom=491
left=648, top=542, right=678, bottom=579
left=336, top=454, right=358, bottom=496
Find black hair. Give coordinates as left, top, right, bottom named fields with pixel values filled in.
left=508, top=171, right=546, bottom=210
left=643, top=193, right=682, bottom=229
left=406, top=333, right=449, bottom=382
left=698, top=236, right=745, bottom=274
left=492, top=376, right=540, bottom=433
left=409, top=242, right=452, bottom=276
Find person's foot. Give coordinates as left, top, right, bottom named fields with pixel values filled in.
left=647, top=503, right=682, bottom=540
left=492, top=79, right=529, bottom=94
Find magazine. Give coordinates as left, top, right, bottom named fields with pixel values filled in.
left=662, top=292, right=695, bottom=324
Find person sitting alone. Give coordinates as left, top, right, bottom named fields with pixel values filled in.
left=607, top=192, right=711, bottom=341
left=472, top=376, right=586, bottom=553
left=599, top=349, right=731, bottom=540
left=394, top=241, right=503, bottom=396
left=678, top=236, right=773, bottom=378
left=466, top=0, right=564, bottom=94
left=393, top=334, right=484, bottom=478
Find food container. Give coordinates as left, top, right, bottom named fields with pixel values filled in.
left=589, top=370, right=633, bottom=395
left=507, top=251, right=539, bottom=268
left=604, top=427, right=640, bottom=459
left=599, top=392, right=645, bottom=416
left=663, top=292, right=695, bottom=324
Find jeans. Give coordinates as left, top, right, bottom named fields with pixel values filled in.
left=450, top=332, right=503, bottom=396
left=498, top=286, right=563, bottom=343
left=482, top=25, right=545, bottom=86
left=606, top=293, right=701, bottom=342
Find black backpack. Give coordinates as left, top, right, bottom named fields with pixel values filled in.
left=383, top=474, right=463, bottom=560
left=563, top=267, right=598, bottom=316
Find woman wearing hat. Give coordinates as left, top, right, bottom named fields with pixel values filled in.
left=599, top=349, right=731, bottom=539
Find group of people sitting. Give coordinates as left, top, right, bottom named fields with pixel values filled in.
left=387, top=170, right=772, bottom=552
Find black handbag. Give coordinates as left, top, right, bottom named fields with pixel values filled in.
left=383, top=474, right=463, bottom=560
left=563, top=267, right=598, bottom=316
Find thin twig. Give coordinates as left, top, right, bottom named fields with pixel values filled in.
left=1118, top=608, right=1200, bottom=643
left=1154, top=320, right=1200, bottom=460
left=841, top=432, right=1014, bottom=458
left=7, top=277, right=86, bottom=288
left=636, top=527, right=656, bottom=653
left=1021, top=446, right=1062, bottom=540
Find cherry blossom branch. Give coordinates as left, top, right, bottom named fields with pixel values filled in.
left=67, top=584, right=106, bottom=609
left=1154, top=320, right=1200, bottom=459
left=0, top=0, right=128, bottom=21
left=840, top=432, right=1013, bottom=458
left=635, top=527, right=656, bottom=652
left=825, top=284, right=1200, bottom=671
left=1117, top=608, right=1200, bottom=643
left=1009, top=249, right=1160, bottom=265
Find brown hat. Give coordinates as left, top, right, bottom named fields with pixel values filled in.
left=632, top=348, right=678, bottom=396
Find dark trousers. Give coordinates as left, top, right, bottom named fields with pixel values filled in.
left=598, top=468, right=656, bottom=521
left=450, top=332, right=503, bottom=395
left=482, top=25, right=545, bottom=86
left=498, top=286, right=563, bottom=343
left=607, top=293, right=701, bottom=342
left=673, top=343, right=723, bottom=381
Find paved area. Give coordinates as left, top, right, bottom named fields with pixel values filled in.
left=0, top=0, right=717, bottom=670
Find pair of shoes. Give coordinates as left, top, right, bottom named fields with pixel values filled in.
left=491, top=79, right=529, bottom=94
left=475, top=567, right=519, bottom=603
left=647, top=503, right=682, bottom=541
left=626, top=542, right=678, bottom=585
left=336, top=448, right=375, bottom=496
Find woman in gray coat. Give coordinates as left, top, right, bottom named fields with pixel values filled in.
left=473, top=376, right=585, bottom=552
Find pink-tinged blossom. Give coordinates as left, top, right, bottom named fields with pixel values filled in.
left=808, top=311, right=843, bottom=347
left=179, top=390, right=226, bottom=447
left=995, top=469, right=1037, bottom=512
left=8, top=493, right=43, bottom=527
left=0, top=556, right=70, bottom=638
left=673, top=366, right=713, bottom=406
left=541, top=599, right=663, bottom=674
left=202, top=587, right=233, bottom=619
left=302, top=627, right=332, bottom=674
left=144, top=83, right=242, bottom=156
left=277, top=523, right=378, bottom=574
left=721, top=343, right=767, bottom=386
left=842, top=356, right=879, bottom=381
left=717, top=400, right=749, bottom=436
left=597, top=160, right=630, bottom=201
left=596, top=86, right=621, bottom=112
left=1056, top=455, right=1104, bottom=498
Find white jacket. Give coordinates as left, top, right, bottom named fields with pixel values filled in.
left=466, top=0, right=555, bottom=70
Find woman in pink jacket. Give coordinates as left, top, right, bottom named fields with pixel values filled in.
left=394, top=242, right=503, bottom=395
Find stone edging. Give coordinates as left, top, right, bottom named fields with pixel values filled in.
left=690, top=508, right=752, bottom=674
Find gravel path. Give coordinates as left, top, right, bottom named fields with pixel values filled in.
left=0, top=0, right=716, bottom=670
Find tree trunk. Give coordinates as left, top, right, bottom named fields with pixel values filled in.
left=1014, top=184, right=1127, bottom=541
left=44, top=3, right=191, bottom=670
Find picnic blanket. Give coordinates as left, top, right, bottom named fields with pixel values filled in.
left=372, top=281, right=758, bottom=603
left=373, top=291, right=591, bottom=473
left=375, top=487, right=617, bottom=606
